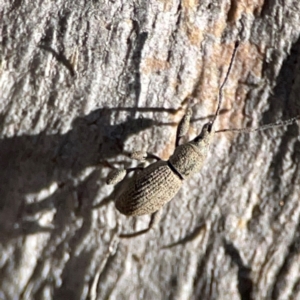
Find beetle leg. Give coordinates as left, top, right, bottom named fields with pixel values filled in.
left=145, top=152, right=161, bottom=161
left=175, top=108, right=192, bottom=147
left=119, top=209, right=163, bottom=238
left=126, top=166, right=144, bottom=173
left=148, top=209, right=163, bottom=229
left=106, top=166, right=144, bottom=185
left=129, top=151, right=161, bottom=162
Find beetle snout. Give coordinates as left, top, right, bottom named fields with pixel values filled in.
left=193, top=121, right=213, bottom=144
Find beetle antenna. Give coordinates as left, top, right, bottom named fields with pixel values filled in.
left=215, top=115, right=300, bottom=134
left=211, top=41, right=239, bottom=128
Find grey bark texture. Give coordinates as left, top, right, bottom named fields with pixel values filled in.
left=0, top=1, right=300, bottom=299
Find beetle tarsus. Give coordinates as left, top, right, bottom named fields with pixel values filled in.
left=145, top=152, right=161, bottom=161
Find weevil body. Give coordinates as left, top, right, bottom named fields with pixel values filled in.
left=115, top=123, right=213, bottom=217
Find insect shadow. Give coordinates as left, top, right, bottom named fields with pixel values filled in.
left=223, top=239, right=253, bottom=300
left=0, top=106, right=176, bottom=242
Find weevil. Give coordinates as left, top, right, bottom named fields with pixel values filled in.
left=106, top=41, right=299, bottom=238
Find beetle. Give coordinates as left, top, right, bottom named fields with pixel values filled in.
left=106, top=41, right=299, bottom=238
left=112, top=120, right=213, bottom=238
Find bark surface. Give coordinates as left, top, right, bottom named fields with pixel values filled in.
left=0, top=1, right=300, bottom=299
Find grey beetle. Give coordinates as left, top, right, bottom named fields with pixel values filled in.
left=106, top=41, right=299, bottom=238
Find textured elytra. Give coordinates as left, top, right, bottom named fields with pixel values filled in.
left=115, top=160, right=183, bottom=216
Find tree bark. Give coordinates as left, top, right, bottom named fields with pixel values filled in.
left=0, top=1, right=300, bottom=299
